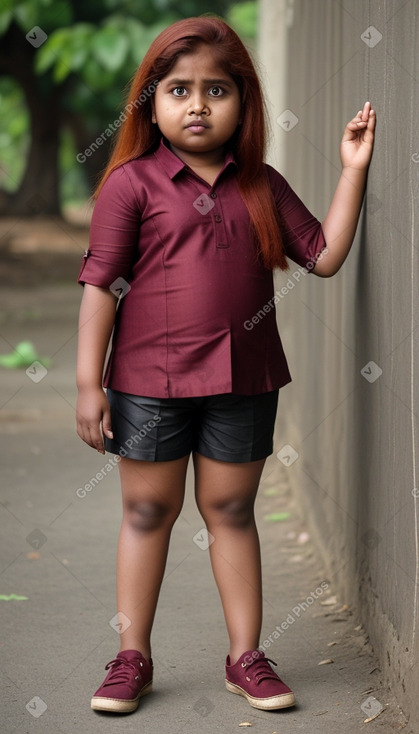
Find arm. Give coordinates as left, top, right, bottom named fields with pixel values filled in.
left=313, top=101, right=376, bottom=277
left=76, top=284, right=118, bottom=454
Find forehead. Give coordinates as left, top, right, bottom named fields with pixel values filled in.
left=163, top=43, right=234, bottom=82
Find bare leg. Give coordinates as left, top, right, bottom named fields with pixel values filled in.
left=193, top=453, right=266, bottom=665
left=116, top=455, right=189, bottom=659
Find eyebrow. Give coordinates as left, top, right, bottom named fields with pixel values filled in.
left=164, top=77, right=234, bottom=87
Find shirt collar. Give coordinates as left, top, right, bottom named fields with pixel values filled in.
left=154, top=136, right=237, bottom=180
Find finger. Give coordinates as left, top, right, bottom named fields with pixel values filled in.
left=344, top=119, right=367, bottom=136
left=102, top=406, right=114, bottom=440
left=92, top=428, right=106, bottom=454
left=83, top=422, right=105, bottom=454
left=348, top=119, right=367, bottom=130
left=350, top=107, right=369, bottom=127
left=362, top=114, right=376, bottom=147
left=76, top=421, right=91, bottom=446
left=361, top=101, right=371, bottom=122
left=367, top=107, right=376, bottom=130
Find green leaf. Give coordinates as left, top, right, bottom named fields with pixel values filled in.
left=91, top=26, right=129, bottom=71
left=34, top=27, right=71, bottom=74
left=0, top=0, right=15, bottom=11
left=35, top=24, right=93, bottom=76
left=67, top=47, right=88, bottom=71
left=227, top=1, right=258, bottom=40
left=35, top=48, right=61, bottom=76
left=81, top=57, right=117, bottom=92
left=11, top=0, right=73, bottom=32
left=37, top=0, right=73, bottom=29
left=0, top=9, right=12, bottom=34
left=9, top=114, right=28, bottom=137
left=53, top=56, right=72, bottom=83
left=264, top=512, right=291, bottom=522
left=35, top=45, right=57, bottom=74
left=13, top=3, right=37, bottom=30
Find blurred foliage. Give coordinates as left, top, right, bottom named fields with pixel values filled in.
left=0, top=0, right=257, bottom=209
left=228, top=1, right=257, bottom=40
left=0, top=78, right=29, bottom=193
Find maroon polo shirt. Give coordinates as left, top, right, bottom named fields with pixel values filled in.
left=78, top=137, right=326, bottom=398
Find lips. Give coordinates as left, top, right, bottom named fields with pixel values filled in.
left=185, top=119, right=210, bottom=129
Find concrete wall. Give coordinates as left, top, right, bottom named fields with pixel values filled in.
left=259, top=0, right=419, bottom=725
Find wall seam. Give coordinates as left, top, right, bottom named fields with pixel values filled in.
left=410, top=192, right=418, bottom=654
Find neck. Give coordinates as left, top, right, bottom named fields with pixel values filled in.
left=169, top=144, right=225, bottom=170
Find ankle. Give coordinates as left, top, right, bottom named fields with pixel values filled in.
left=228, top=646, right=258, bottom=666
left=119, top=645, right=152, bottom=661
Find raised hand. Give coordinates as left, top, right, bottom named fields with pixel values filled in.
left=340, top=101, right=376, bottom=171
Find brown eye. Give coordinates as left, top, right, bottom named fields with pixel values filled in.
left=209, top=86, right=223, bottom=97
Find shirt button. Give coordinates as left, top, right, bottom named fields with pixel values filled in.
left=215, top=214, right=222, bottom=223
left=210, top=192, right=217, bottom=199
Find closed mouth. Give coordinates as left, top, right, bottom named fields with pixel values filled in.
left=185, top=120, right=210, bottom=129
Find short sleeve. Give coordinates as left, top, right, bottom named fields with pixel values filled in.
left=265, top=164, right=326, bottom=271
left=78, top=165, right=140, bottom=287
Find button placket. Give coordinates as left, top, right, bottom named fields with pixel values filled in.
left=210, top=190, right=229, bottom=249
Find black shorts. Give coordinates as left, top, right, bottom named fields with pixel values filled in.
left=104, top=389, right=279, bottom=463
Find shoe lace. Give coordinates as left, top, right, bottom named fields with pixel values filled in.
left=102, top=657, right=143, bottom=687
left=243, top=654, right=281, bottom=686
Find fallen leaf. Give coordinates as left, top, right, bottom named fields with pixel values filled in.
left=313, top=710, right=328, bottom=716
left=364, top=710, right=384, bottom=723
left=327, top=641, right=337, bottom=647
left=238, top=723, right=253, bottom=727
left=318, top=659, right=334, bottom=665
left=264, top=512, right=291, bottom=522
left=320, top=595, right=337, bottom=606
left=354, top=624, right=362, bottom=631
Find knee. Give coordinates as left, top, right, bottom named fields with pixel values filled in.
left=200, top=497, right=255, bottom=530
left=123, top=499, right=179, bottom=532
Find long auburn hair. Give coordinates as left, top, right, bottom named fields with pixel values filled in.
left=94, top=16, right=289, bottom=271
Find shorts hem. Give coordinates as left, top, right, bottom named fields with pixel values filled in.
left=104, top=438, right=191, bottom=462
left=195, top=445, right=274, bottom=464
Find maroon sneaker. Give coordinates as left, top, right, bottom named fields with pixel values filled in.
left=225, top=649, right=296, bottom=710
left=91, top=649, right=153, bottom=713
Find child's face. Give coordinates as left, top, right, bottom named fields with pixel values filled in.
left=152, top=43, right=242, bottom=162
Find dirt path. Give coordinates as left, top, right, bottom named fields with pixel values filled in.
left=0, top=215, right=89, bottom=286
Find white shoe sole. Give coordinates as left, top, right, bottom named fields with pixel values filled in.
left=225, top=679, right=296, bottom=710
left=91, top=682, right=152, bottom=713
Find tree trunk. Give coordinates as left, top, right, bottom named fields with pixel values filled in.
left=65, top=111, right=111, bottom=194
left=0, top=23, right=62, bottom=216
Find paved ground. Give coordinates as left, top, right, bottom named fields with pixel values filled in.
left=0, top=276, right=411, bottom=733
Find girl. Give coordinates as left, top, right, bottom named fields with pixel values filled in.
left=76, top=16, right=375, bottom=715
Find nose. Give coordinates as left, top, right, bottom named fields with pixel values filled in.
left=188, top=93, right=209, bottom=115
